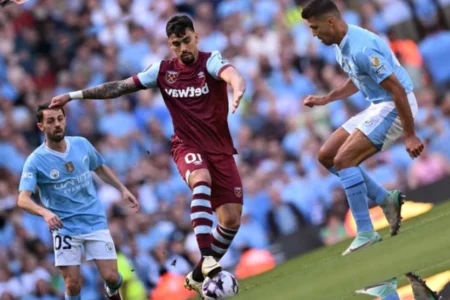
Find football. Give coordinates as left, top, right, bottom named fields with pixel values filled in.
left=202, top=271, right=239, bottom=299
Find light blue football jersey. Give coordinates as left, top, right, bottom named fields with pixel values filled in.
left=334, top=25, right=414, bottom=103
left=19, top=136, right=108, bottom=235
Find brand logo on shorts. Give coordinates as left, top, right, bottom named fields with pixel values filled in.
left=105, top=242, right=114, bottom=253
left=165, top=70, right=179, bottom=84
left=65, top=162, right=75, bottom=173
left=234, top=187, right=242, bottom=198
left=364, top=116, right=375, bottom=126
left=50, top=169, right=60, bottom=179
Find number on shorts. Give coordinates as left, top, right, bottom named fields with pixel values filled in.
left=54, top=235, right=72, bottom=250
left=184, top=153, right=203, bottom=165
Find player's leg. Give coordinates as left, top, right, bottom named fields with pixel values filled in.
left=172, top=144, right=219, bottom=296
left=53, top=232, right=83, bottom=300
left=173, top=145, right=216, bottom=264
left=94, top=259, right=123, bottom=300
left=212, top=203, right=242, bottom=261
left=334, top=107, right=404, bottom=237
left=322, top=121, right=390, bottom=206
left=209, top=155, right=243, bottom=263
left=188, top=168, right=215, bottom=258
left=59, top=266, right=82, bottom=300
left=318, top=127, right=350, bottom=171
left=334, top=129, right=382, bottom=255
left=184, top=168, right=218, bottom=297
left=84, top=229, right=122, bottom=300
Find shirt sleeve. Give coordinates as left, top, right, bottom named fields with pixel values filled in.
left=19, top=157, right=37, bottom=193
left=354, top=46, right=394, bottom=84
left=133, top=61, right=162, bottom=89
left=83, top=139, right=105, bottom=171
left=206, top=51, right=232, bottom=80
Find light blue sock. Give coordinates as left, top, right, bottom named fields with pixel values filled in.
left=65, top=294, right=80, bottom=300
left=382, top=292, right=400, bottom=300
left=338, top=167, right=373, bottom=233
left=106, top=272, right=123, bottom=293
left=329, top=166, right=387, bottom=205
left=360, top=168, right=388, bottom=205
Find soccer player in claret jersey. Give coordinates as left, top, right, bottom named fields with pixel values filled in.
left=301, top=0, right=424, bottom=259
left=50, top=15, right=246, bottom=297
left=18, top=103, right=140, bottom=300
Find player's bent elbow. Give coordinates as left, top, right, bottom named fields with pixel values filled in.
left=17, top=191, right=31, bottom=209
left=17, top=193, right=26, bottom=209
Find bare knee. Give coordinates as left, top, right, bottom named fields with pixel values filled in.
left=188, top=168, right=211, bottom=188
left=334, top=150, right=352, bottom=170
left=217, top=204, right=242, bottom=230
left=318, top=146, right=335, bottom=169
left=64, top=277, right=81, bottom=295
left=103, top=271, right=120, bottom=286
left=221, top=214, right=241, bottom=230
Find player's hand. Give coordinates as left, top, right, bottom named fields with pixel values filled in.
left=42, top=210, right=63, bottom=231
left=49, top=94, right=71, bottom=108
left=232, top=90, right=244, bottom=114
left=122, top=189, right=139, bottom=212
left=304, top=95, right=330, bottom=108
left=405, top=134, right=424, bottom=159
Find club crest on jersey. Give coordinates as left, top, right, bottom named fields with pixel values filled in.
left=165, top=70, right=179, bottom=84
left=65, top=162, right=75, bottom=173
left=234, top=187, right=242, bottom=198
left=50, top=169, right=59, bottom=179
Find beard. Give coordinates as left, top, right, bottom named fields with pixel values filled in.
left=47, top=130, right=65, bottom=142
left=180, top=52, right=195, bottom=65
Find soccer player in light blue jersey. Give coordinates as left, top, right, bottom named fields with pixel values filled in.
left=17, top=103, right=139, bottom=300
left=301, top=0, right=424, bottom=263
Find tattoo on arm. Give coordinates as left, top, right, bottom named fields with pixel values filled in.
left=82, top=80, right=138, bottom=99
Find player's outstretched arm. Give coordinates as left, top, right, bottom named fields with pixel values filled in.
left=325, top=78, right=358, bottom=102
left=17, top=191, right=63, bottom=230
left=220, top=67, right=246, bottom=114
left=380, top=74, right=424, bottom=158
left=50, top=77, right=140, bottom=108
left=304, top=79, right=358, bottom=107
left=94, top=164, right=140, bottom=212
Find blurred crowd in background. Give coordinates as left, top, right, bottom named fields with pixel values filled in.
left=1, top=0, right=450, bottom=299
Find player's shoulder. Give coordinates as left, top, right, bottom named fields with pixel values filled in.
left=25, top=144, right=47, bottom=166
left=349, top=25, right=379, bottom=47
left=204, top=50, right=225, bottom=61
left=66, top=135, right=87, bottom=144
left=66, top=136, right=92, bottom=149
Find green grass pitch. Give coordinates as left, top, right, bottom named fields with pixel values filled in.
left=234, top=201, right=450, bottom=300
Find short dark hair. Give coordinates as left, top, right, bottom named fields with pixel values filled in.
left=36, top=102, right=65, bottom=123
left=301, top=0, right=340, bottom=19
left=166, top=15, right=195, bottom=37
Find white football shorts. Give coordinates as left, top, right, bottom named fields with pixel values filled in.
left=52, top=229, right=117, bottom=267
left=342, top=92, right=418, bottom=151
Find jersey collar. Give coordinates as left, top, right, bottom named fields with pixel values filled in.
left=175, top=52, right=202, bottom=70
left=44, top=138, right=71, bottom=158
left=338, top=26, right=351, bottom=50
